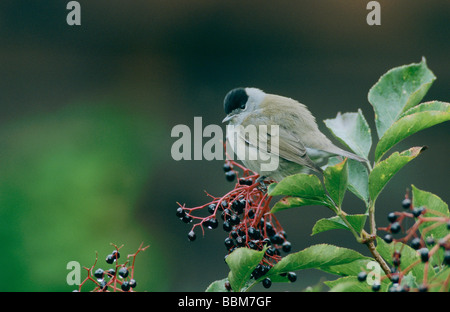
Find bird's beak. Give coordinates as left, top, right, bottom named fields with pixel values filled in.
left=222, top=114, right=234, bottom=123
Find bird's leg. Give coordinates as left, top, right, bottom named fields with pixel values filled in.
left=255, top=175, right=268, bottom=192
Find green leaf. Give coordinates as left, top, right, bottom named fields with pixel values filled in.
left=323, top=158, right=348, bottom=208
left=374, top=101, right=450, bottom=162
left=398, top=100, right=450, bottom=119
left=270, top=196, right=329, bottom=214
left=311, top=214, right=367, bottom=236
left=412, top=185, right=449, bottom=242
left=325, top=277, right=368, bottom=292
left=225, top=247, right=266, bottom=292
left=347, top=159, right=370, bottom=206
left=328, top=157, right=369, bottom=206
left=368, top=58, right=436, bottom=138
left=325, top=276, right=390, bottom=292
left=320, top=258, right=372, bottom=277
left=368, top=146, right=427, bottom=202
left=324, top=109, right=372, bottom=158
left=205, top=278, right=229, bottom=292
left=268, top=173, right=333, bottom=210
left=429, top=267, right=450, bottom=292
left=270, top=244, right=371, bottom=275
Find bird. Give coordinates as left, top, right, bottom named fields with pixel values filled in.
left=222, top=87, right=367, bottom=182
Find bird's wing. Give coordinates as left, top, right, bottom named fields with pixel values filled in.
left=238, top=115, right=323, bottom=173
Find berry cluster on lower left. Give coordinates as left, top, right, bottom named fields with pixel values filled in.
left=74, top=242, right=149, bottom=292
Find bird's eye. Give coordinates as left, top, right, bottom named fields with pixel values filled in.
left=224, top=88, right=249, bottom=115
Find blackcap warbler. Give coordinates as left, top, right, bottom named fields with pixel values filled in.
left=222, top=87, right=367, bottom=181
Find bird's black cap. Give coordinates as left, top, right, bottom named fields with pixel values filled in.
left=224, top=88, right=248, bottom=115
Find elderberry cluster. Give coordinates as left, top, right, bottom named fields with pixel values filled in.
left=77, top=243, right=148, bottom=292
left=177, top=159, right=296, bottom=289
left=367, top=192, right=450, bottom=292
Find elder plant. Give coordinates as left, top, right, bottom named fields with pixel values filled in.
left=177, top=58, right=450, bottom=292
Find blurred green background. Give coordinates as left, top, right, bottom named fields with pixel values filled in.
left=0, top=1, right=448, bottom=292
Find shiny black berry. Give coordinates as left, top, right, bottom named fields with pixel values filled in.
left=419, top=248, right=429, bottom=262
left=129, top=279, right=137, bottom=288
left=187, top=230, right=196, bottom=241
left=412, top=207, right=424, bottom=218
left=224, top=237, right=235, bottom=250
left=121, top=281, right=131, bottom=291
left=205, top=218, right=218, bottom=229
left=118, top=267, right=129, bottom=278
left=223, top=163, right=232, bottom=172
left=410, top=237, right=421, bottom=250
left=402, top=198, right=411, bottom=209
left=357, top=271, right=367, bottom=282
left=223, top=221, right=233, bottom=232
left=390, top=222, right=401, bottom=234
left=111, top=250, right=120, bottom=261
left=248, top=227, right=260, bottom=240
left=372, top=282, right=381, bottom=292
left=383, top=234, right=393, bottom=244
left=418, top=284, right=428, bottom=292
left=176, top=207, right=186, bottom=218
left=208, top=204, right=216, bottom=214
left=94, top=268, right=104, bottom=279
left=282, top=241, right=292, bottom=253
left=443, top=250, right=450, bottom=265
left=387, top=212, right=397, bottom=223
left=287, top=272, right=297, bottom=282
left=225, top=171, right=236, bottom=182
left=106, top=254, right=114, bottom=264
left=262, top=277, right=272, bottom=288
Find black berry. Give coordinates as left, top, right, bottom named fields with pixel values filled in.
left=207, top=204, right=216, bottom=214
left=410, top=237, right=421, bottom=250
left=390, top=274, right=400, bottom=284
left=225, top=171, right=236, bottom=182
left=390, top=222, right=401, bottom=234
left=129, top=279, right=137, bottom=288
left=106, top=269, right=115, bottom=277
left=287, top=272, right=297, bottom=282
left=383, top=234, right=393, bottom=244
left=223, top=163, right=232, bottom=172
left=118, top=267, right=129, bottom=278
left=205, top=218, right=218, bottom=229
left=176, top=207, right=186, bottom=218
left=111, top=250, right=120, bottom=261
left=425, top=237, right=435, bottom=246
left=106, top=254, right=114, bottom=264
left=387, top=212, right=397, bottom=223
left=229, top=214, right=240, bottom=225
left=248, top=227, right=260, bottom=240
left=418, top=284, right=428, bottom=292
left=94, top=268, right=104, bottom=279
left=121, top=281, right=131, bottom=291
left=224, top=237, right=235, bottom=250
left=223, top=221, right=232, bottom=232
left=282, top=241, right=292, bottom=253
left=443, top=250, right=450, bottom=265
left=412, top=207, right=424, bottom=218
left=402, top=198, right=411, bottom=209
left=372, top=283, right=381, bottom=292
left=188, top=230, right=196, bottom=241
left=419, top=248, right=429, bottom=263
left=182, top=215, right=193, bottom=223
left=99, top=280, right=108, bottom=291
left=262, top=277, right=272, bottom=289
left=357, top=271, right=367, bottom=282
